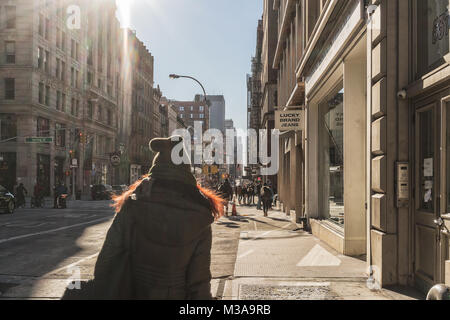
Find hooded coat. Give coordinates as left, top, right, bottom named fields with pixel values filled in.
left=85, top=137, right=218, bottom=300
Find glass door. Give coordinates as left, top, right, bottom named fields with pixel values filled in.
left=414, top=103, right=441, bottom=290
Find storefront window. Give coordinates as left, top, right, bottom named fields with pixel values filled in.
left=319, top=86, right=344, bottom=225
left=0, top=152, right=16, bottom=191
left=418, top=0, right=450, bottom=75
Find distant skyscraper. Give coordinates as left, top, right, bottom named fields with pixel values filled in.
left=196, top=95, right=225, bottom=134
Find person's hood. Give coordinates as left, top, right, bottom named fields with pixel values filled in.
left=126, top=179, right=214, bottom=247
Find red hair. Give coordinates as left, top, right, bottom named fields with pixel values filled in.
left=111, top=175, right=225, bottom=220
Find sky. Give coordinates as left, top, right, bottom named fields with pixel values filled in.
left=116, top=0, right=263, bottom=131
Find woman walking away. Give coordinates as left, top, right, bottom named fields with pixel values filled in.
left=63, top=136, right=225, bottom=300
left=261, top=183, right=273, bottom=217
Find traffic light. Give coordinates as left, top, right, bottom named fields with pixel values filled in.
left=79, top=132, right=86, bottom=144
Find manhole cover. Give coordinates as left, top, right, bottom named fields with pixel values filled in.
left=239, top=285, right=339, bottom=300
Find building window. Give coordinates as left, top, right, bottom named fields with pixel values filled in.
left=44, top=50, right=50, bottom=73
left=179, top=107, right=184, bottom=111
left=61, top=61, right=66, bottom=82
left=4, top=78, right=15, bottom=100
left=71, top=98, right=75, bottom=116
left=56, top=27, right=61, bottom=48
left=107, top=109, right=112, bottom=125
left=39, top=13, right=45, bottom=36
left=97, top=105, right=102, bottom=121
left=45, top=18, right=50, bottom=40
left=417, top=0, right=450, bottom=76
left=199, top=106, right=204, bottom=112
left=55, top=123, right=65, bottom=147
left=56, top=91, right=61, bottom=110
left=0, top=114, right=17, bottom=140
left=5, top=41, right=15, bottom=64
left=61, top=31, right=66, bottom=51
left=39, top=82, right=44, bottom=104
left=37, top=117, right=50, bottom=137
left=6, top=6, right=16, bottom=29
left=87, top=101, right=93, bottom=119
left=38, top=47, right=44, bottom=69
left=61, top=93, right=66, bottom=112
left=71, top=67, right=75, bottom=87
left=45, top=85, right=50, bottom=106
left=319, top=85, right=344, bottom=226
left=199, top=114, right=205, bottom=119
left=71, top=39, right=74, bottom=58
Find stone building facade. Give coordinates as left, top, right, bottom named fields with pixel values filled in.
left=119, top=29, right=155, bottom=183
left=0, top=0, right=121, bottom=197
left=259, top=0, right=450, bottom=293
left=0, top=0, right=162, bottom=195
left=272, top=0, right=306, bottom=224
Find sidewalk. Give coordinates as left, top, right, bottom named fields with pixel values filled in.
left=219, top=205, right=423, bottom=300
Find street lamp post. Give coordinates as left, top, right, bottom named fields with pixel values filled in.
left=169, top=74, right=210, bottom=178
left=169, top=74, right=209, bottom=106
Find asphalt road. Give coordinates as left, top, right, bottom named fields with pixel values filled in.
left=0, top=200, right=298, bottom=299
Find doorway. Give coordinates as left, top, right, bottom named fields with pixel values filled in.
left=413, top=100, right=443, bottom=291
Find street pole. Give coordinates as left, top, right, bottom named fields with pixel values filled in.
left=169, top=74, right=210, bottom=175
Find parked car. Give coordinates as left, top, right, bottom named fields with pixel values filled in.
left=0, top=185, right=15, bottom=214
left=91, top=184, right=113, bottom=200
left=112, top=185, right=128, bottom=196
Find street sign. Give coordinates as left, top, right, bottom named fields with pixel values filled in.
left=275, top=109, right=304, bottom=131
left=25, top=137, right=53, bottom=143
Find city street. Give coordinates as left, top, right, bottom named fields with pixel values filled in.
left=0, top=200, right=422, bottom=300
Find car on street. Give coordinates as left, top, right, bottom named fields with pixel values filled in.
left=91, top=184, right=113, bottom=200
left=0, top=185, right=15, bottom=214
left=112, top=185, right=128, bottom=196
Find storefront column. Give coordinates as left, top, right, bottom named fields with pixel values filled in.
left=343, top=48, right=367, bottom=256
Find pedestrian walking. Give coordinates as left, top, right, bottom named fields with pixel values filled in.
left=261, top=183, right=273, bottom=217
left=218, top=178, right=233, bottom=215
left=63, top=136, right=225, bottom=300
left=15, top=183, right=27, bottom=208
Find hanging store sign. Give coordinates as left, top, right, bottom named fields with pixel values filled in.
left=275, top=109, right=304, bottom=132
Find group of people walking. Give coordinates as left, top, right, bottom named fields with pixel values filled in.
left=213, top=179, right=276, bottom=217
left=234, top=180, right=276, bottom=216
